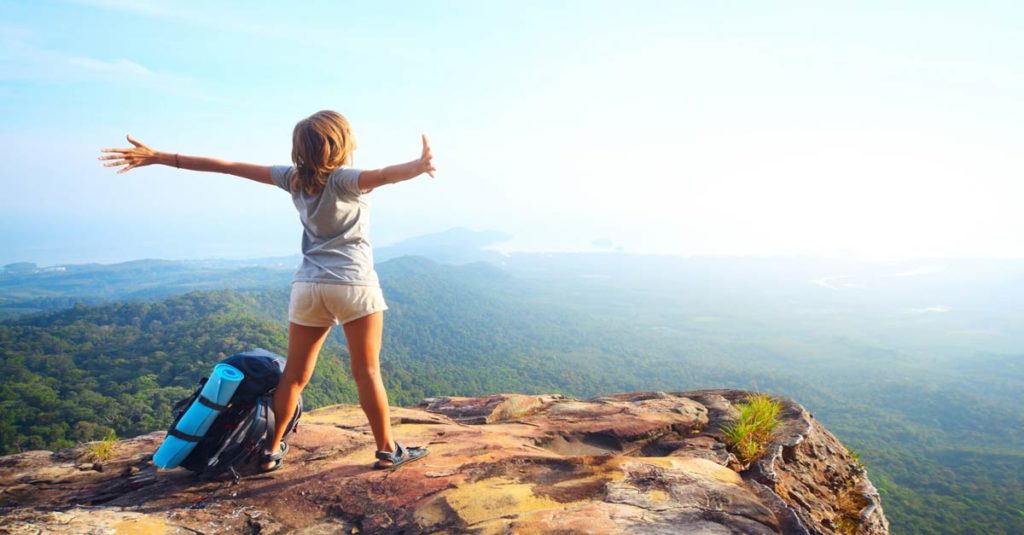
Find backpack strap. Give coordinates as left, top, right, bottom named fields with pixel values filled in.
left=264, top=395, right=277, bottom=446
left=167, top=428, right=204, bottom=443
left=196, top=395, right=230, bottom=411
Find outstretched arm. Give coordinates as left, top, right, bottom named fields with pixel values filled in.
left=357, top=134, right=436, bottom=192
left=98, top=135, right=273, bottom=185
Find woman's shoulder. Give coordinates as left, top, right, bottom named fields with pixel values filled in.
left=329, top=167, right=365, bottom=198
left=270, top=165, right=297, bottom=193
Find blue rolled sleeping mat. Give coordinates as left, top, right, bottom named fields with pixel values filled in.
left=153, top=363, right=245, bottom=469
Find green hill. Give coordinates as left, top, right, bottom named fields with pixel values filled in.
left=0, top=290, right=356, bottom=451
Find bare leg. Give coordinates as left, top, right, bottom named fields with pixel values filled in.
left=342, top=311, right=396, bottom=460
left=263, top=322, right=332, bottom=469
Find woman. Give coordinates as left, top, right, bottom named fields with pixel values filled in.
left=99, top=110, right=435, bottom=471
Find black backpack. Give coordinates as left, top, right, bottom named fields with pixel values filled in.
left=167, top=348, right=302, bottom=482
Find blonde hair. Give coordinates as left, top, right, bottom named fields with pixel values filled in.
left=290, top=110, right=356, bottom=195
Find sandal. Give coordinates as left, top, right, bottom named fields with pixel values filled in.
left=259, top=442, right=289, bottom=473
left=374, top=440, right=429, bottom=470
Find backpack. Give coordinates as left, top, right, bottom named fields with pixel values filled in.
left=167, top=348, right=302, bottom=482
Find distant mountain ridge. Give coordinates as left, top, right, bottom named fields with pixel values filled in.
left=375, top=227, right=511, bottom=264
left=0, top=227, right=511, bottom=318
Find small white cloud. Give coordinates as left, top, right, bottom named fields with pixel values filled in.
left=811, top=275, right=864, bottom=290
left=811, top=276, right=841, bottom=289
left=903, top=306, right=951, bottom=314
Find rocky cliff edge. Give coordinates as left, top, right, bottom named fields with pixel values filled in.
left=0, top=390, right=888, bottom=534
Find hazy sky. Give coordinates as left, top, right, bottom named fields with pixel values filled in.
left=1, top=1, right=1021, bottom=264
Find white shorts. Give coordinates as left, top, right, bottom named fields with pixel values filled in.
left=288, top=282, right=389, bottom=327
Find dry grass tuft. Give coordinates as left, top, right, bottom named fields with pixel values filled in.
left=721, top=394, right=782, bottom=463
left=84, top=430, right=117, bottom=462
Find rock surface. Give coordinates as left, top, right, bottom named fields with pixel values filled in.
left=0, top=390, right=888, bottom=534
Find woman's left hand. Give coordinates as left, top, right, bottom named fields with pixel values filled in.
left=98, top=135, right=163, bottom=174
left=420, top=134, right=436, bottom=178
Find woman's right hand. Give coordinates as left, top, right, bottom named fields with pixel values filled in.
left=98, top=135, right=164, bottom=174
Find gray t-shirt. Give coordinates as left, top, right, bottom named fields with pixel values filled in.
left=270, top=165, right=380, bottom=286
